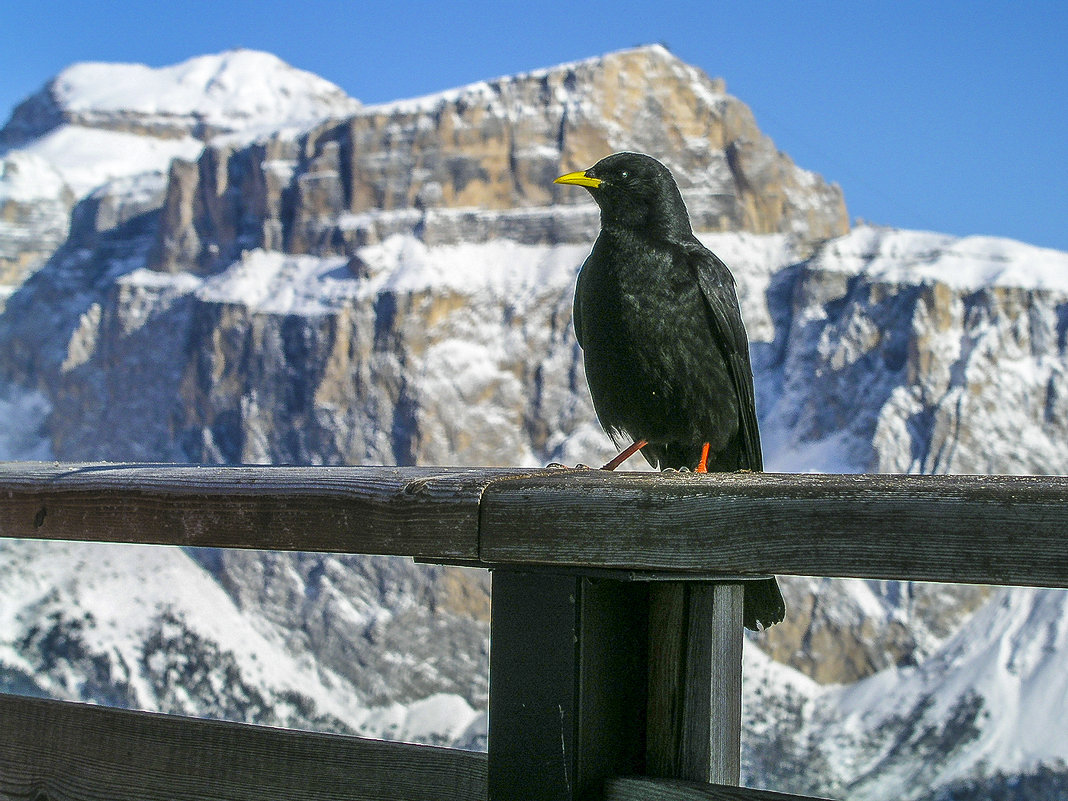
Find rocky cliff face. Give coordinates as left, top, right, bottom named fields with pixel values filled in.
left=0, top=153, right=73, bottom=293
left=149, top=45, right=847, bottom=275
left=2, top=46, right=1067, bottom=800
left=758, top=227, right=1068, bottom=477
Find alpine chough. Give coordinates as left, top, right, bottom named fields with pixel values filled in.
left=555, top=151, right=785, bottom=630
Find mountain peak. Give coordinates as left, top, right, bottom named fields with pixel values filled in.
left=2, top=49, right=361, bottom=146
left=366, top=43, right=727, bottom=118
left=579, top=43, right=722, bottom=82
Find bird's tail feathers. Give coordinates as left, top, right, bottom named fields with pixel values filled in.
left=744, top=577, right=785, bottom=631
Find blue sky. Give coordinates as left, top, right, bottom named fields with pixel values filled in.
left=2, top=1, right=1065, bottom=250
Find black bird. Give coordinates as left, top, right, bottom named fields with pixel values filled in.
left=555, top=151, right=785, bottom=630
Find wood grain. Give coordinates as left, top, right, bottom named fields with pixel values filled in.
left=0, top=462, right=532, bottom=559
left=5, top=465, right=1067, bottom=587
left=701, top=584, right=743, bottom=785
left=0, top=693, right=487, bottom=801
left=480, top=470, right=1068, bottom=587
left=646, top=584, right=743, bottom=785
left=606, top=776, right=833, bottom=800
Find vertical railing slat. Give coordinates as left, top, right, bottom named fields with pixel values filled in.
left=647, top=582, right=744, bottom=785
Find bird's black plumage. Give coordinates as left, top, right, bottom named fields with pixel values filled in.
left=556, top=152, right=785, bottom=630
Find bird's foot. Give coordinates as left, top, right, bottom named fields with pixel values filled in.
left=546, top=462, right=594, bottom=469
left=601, top=439, right=648, bottom=471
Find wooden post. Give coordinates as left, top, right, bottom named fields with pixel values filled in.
left=646, top=582, right=745, bottom=785
left=487, top=571, right=746, bottom=799
left=487, top=570, right=648, bottom=800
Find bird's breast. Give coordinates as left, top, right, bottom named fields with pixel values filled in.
left=576, top=233, right=730, bottom=443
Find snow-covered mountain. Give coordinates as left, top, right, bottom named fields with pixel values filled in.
left=0, top=49, right=360, bottom=293
left=1, top=46, right=1067, bottom=799
left=0, top=538, right=486, bottom=746
left=746, top=586, right=1068, bottom=800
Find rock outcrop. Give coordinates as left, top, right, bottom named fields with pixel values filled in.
left=0, top=153, right=74, bottom=293
left=149, top=45, right=848, bottom=274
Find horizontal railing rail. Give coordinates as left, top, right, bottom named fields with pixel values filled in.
left=2, top=462, right=1067, bottom=801
left=2, top=463, right=1067, bottom=587
left=1, top=694, right=487, bottom=801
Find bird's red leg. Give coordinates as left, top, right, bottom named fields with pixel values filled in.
left=601, top=439, right=648, bottom=471
left=695, top=442, right=711, bottom=473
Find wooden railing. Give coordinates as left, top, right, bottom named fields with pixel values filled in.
left=2, top=463, right=1067, bottom=801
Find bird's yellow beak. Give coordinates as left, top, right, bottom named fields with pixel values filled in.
left=554, top=170, right=602, bottom=189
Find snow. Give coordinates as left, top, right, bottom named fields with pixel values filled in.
left=6, top=124, right=201, bottom=199
left=396, top=692, right=481, bottom=745
left=151, top=236, right=592, bottom=317
left=761, top=417, right=868, bottom=474
left=1, top=49, right=361, bottom=203
left=191, top=251, right=354, bottom=314
left=356, top=235, right=588, bottom=298
left=0, top=382, right=52, bottom=460
left=815, top=586, right=1068, bottom=796
left=741, top=584, right=1068, bottom=799
left=0, top=537, right=478, bottom=745
left=0, top=539, right=347, bottom=715
left=0, top=150, right=69, bottom=203
left=817, top=225, right=1068, bottom=293
left=51, top=49, right=360, bottom=132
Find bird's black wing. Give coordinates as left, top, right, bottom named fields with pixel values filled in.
left=572, top=254, right=590, bottom=348
left=686, top=243, right=763, bottom=471
left=688, top=242, right=785, bottom=629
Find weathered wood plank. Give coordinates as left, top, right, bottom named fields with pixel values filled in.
left=606, top=776, right=833, bottom=800
left=646, top=584, right=744, bottom=785
left=647, top=584, right=688, bottom=778
left=0, top=693, right=486, bottom=801
left=6, top=464, right=1068, bottom=587
left=480, top=471, right=1068, bottom=587
left=698, top=584, right=743, bottom=785
left=0, top=462, right=530, bottom=559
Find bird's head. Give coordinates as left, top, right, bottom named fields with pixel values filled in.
left=554, top=152, right=692, bottom=238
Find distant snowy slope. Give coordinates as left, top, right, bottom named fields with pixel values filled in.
left=3, top=49, right=361, bottom=147
left=832, top=587, right=1068, bottom=795
left=0, top=49, right=361, bottom=202
left=811, top=226, right=1068, bottom=293
left=746, top=586, right=1068, bottom=800
left=0, top=382, right=51, bottom=460
left=0, top=538, right=481, bottom=745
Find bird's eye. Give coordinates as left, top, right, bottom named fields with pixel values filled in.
left=620, top=170, right=629, bottom=179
